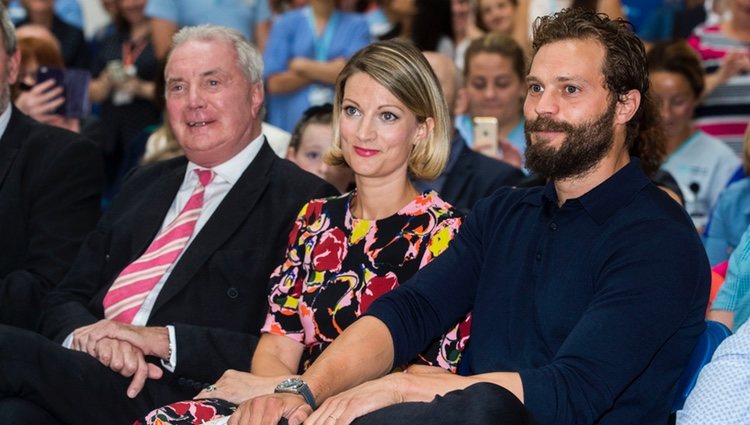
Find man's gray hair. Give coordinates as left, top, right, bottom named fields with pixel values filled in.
left=168, top=24, right=263, bottom=86
left=0, top=5, right=16, bottom=55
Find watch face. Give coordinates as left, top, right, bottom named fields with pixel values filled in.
left=276, top=378, right=304, bottom=392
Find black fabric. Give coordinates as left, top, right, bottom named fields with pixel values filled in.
left=0, top=108, right=103, bottom=330
left=352, top=383, right=539, bottom=425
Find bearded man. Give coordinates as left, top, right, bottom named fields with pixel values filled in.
left=228, top=8, right=710, bottom=425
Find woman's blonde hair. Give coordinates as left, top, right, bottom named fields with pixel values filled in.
left=325, top=38, right=451, bottom=180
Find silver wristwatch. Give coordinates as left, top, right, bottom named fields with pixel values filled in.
left=274, top=377, right=317, bottom=409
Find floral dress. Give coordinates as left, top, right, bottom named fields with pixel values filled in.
left=136, top=191, right=470, bottom=425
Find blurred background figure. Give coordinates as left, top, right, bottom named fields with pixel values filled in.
left=11, top=24, right=80, bottom=131
left=15, top=0, right=88, bottom=68
left=263, top=0, right=370, bottom=132
left=450, top=0, right=482, bottom=72
left=88, top=0, right=159, bottom=205
left=8, top=0, right=83, bottom=30
left=416, top=51, right=523, bottom=213
left=704, top=124, right=750, bottom=265
left=639, top=0, right=707, bottom=48
left=475, top=0, right=517, bottom=36
left=687, top=0, right=750, bottom=156
left=287, top=103, right=354, bottom=194
left=146, top=0, right=272, bottom=59
left=455, top=33, right=526, bottom=168
left=648, top=40, right=740, bottom=231
left=514, top=0, right=624, bottom=49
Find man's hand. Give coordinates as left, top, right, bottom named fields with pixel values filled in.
left=72, top=320, right=170, bottom=360
left=93, top=338, right=163, bottom=398
left=194, top=370, right=292, bottom=404
left=228, top=393, right=312, bottom=425
left=305, top=374, right=404, bottom=425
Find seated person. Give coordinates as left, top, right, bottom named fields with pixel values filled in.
left=677, top=320, right=750, bottom=424
left=234, top=9, right=709, bottom=425
left=0, top=24, right=336, bottom=423
left=136, top=38, right=470, bottom=425
left=708, top=223, right=750, bottom=331
left=0, top=5, right=102, bottom=331
left=704, top=124, right=750, bottom=265
left=286, top=103, right=354, bottom=194
left=12, top=24, right=79, bottom=132
left=454, top=33, right=527, bottom=167
left=415, top=51, right=524, bottom=213
left=647, top=40, right=740, bottom=231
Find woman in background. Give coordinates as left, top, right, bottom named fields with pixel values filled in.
left=647, top=40, right=739, bottom=231
left=454, top=33, right=526, bottom=168
left=263, top=0, right=371, bottom=132
left=88, top=0, right=160, bottom=199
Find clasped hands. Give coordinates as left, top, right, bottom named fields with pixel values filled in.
left=227, top=365, right=449, bottom=425
left=71, top=320, right=169, bottom=398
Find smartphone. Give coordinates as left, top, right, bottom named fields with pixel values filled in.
left=36, top=66, right=66, bottom=115
left=473, top=116, right=499, bottom=158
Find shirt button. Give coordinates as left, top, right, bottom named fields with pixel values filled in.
left=536, top=252, right=542, bottom=261
left=227, top=287, right=239, bottom=299
left=549, top=222, right=558, bottom=231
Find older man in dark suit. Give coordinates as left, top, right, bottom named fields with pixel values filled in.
left=0, top=5, right=102, bottom=330
left=0, top=22, right=337, bottom=424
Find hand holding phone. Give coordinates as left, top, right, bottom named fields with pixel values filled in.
left=473, top=116, right=499, bottom=158
left=35, top=66, right=66, bottom=115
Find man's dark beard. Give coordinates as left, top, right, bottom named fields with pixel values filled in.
left=524, top=100, right=617, bottom=180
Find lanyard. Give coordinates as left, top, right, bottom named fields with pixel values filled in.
left=122, top=39, right=147, bottom=67
left=305, top=6, right=340, bottom=62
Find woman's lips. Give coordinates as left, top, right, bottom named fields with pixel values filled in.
left=354, top=146, right=379, bottom=157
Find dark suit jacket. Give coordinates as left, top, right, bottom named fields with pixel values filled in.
left=0, top=108, right=103, bottom=330
left=39, top=140, right=337, bottom=392
left=440, top=144, right=525, bottom=213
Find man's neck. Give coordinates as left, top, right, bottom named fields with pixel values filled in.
left=553, top=148, right=631, bottom=206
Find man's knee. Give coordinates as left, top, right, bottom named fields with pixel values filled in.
left=0, top=398, right=63, bottom=425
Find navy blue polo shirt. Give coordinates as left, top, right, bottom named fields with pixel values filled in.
left=367, top=158, right=710, bottom=424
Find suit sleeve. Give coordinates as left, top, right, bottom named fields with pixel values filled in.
left=169, top=180, right=338, bottom=383
left=0, top=136, right=103, bottom=330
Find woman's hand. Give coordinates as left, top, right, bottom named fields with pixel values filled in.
left=194, top=370, right=294, bottom=404
left=14, top=78, right=64, bottom=123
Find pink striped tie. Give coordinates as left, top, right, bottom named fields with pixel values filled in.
left=102, top=169, right=214, bottom=323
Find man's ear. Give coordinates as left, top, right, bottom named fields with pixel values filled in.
left=615, top=89, right=641, bottom=125
left=250, top=83, right=265, bottom=117
left=7, top=48, right=20, bottom=85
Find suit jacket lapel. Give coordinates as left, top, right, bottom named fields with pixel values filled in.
left=152, top=141, right=276, bottom=311
left=0, top=109, right=26, bottom=189
left=441, top=144, right=475, bottom=201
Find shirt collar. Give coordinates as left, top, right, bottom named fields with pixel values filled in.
left=0, top=105, right=14, bottom=140
left=186, top=133, right=265, bottom=184
left=536, top=157, right=651, bottom=224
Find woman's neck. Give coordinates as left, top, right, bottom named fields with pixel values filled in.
left=311, top=0, right=334, bottom=32
left=725, top=14, right=750, bottom=42
left=130, top=19, right=150, bottom=41
left=498, top=114, right=522, bottom=139
left=351, top=176, right=418, bottom=221
left=29, top=11, right=53, bottom=28
left=665, top=126, right=695, bottom=155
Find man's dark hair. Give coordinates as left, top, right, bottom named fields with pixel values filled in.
left=531, top=8, right=664, bottom=175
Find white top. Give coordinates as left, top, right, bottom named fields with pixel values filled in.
left=661, top=130, right=740, bottom=228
